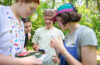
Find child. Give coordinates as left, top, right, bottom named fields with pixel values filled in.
left=32, top=9, right=65, bottom=65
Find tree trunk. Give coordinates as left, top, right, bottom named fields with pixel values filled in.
left=52, top=0, right=55, bottom=8
left=86, top=0, right=88, bottom=8
left=69, top=0, right=76, bottom=5
left=97, top=0, right=100, bottom=12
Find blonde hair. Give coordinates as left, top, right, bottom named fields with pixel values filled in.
left=44, top=9, right=56, bottom=17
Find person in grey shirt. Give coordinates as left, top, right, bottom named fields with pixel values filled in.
left=51, top=3, right=97, bottom=65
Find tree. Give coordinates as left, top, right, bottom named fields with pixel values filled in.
left=0, top=0, right=13, bottom=5
left=97, top=0, right=100, bottom=12
left=0, top=0, right=100, bottom=49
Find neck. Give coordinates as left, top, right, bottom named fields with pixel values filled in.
left=69, top=23, right=80, bottom=34
left=45, top=25, right=54, bottom=30
left=25, top=32, right=28, bottom=34
left=10, top=3, right=20, bottom=21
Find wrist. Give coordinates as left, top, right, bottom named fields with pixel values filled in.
left=59, top=47, right=69, bottom=58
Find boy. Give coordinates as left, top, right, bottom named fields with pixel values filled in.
left=32, top=9, right=65, bottom=65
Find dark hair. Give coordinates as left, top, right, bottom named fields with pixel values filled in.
left=21, top=18, right=31, bottom=23
left=57, top=12, right=81, bottom=26
left=15, top=0, right=40, bottom=5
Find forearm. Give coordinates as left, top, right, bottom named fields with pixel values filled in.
left=59, top=47, right=82, bottom=65
left=55, top=48, right=60, bottom=58
left=0, top=54, right=23, bottom=65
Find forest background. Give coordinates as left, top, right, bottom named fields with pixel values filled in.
left=0, top=0, right=100, bottom=51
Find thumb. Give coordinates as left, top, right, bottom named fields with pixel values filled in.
left=50, top=38, right=55, bottom=48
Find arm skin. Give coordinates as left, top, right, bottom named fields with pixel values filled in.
left=0, top=54, right=42, bottom=65
left=50, top=37, right=97, bottom=65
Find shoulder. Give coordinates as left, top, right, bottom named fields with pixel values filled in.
left=79, top=25, right=96, bottom=39
left=79, top=26, right=97, bottom=46
left=0, top=5, right=9, bottom=14
left=35, top=27, right=45, bottom=33
left=0, top=5, right=9, bottom=19
left=80, top=26, right=95, bottom=35
left=0, top=5, right=5, bottom=11
left=53, top=27, right=63, bottom=32
left=0, top=5, right=10, bottom=28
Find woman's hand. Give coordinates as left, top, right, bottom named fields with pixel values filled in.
left=50, top=36, right=64, bottom=51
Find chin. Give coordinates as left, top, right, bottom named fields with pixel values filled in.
left=22, top=15, right=28, bottom=18
left=61, top=28, right=65, bottom=30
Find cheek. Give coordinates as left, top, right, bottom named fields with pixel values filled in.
left=29, top=27, right=32, bottom=30
left=58, top=22, right=65, bottom=29
left=20, top=11, right=26, bottom=17
left=24, top=28, right=27, bottom=31
left=58, top=22, right=63, bottom=27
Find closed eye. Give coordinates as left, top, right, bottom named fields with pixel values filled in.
left=30, top=7, right=35, bottom=11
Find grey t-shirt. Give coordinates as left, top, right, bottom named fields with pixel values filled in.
left=64, top=25, right=97, bottom=59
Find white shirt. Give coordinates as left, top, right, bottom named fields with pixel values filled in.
left=0, top=5, right=25, bottom=57
left=32, top=27, right=65, bottom=65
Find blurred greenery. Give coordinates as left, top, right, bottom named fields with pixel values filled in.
left=0, top=0, right=100, bottom=50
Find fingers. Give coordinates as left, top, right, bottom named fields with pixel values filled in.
left=50, top=36, right=63, bottom=49
left=52, top=55, right=60, bottom=64
left=52, top=54, right=56, bottom=57
left=50, top=38, right=55, bottom=48
left=33, top=45, right=40, bottom=51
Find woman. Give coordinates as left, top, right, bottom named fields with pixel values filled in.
left=51, top=3, right=97, bottom=65
left=0, top=0, right=42, bottom=65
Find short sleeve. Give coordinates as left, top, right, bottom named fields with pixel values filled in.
left=0, top=5, right=10, bottom=36
left=0, top=5, right=4, bottom=35
left=0, top=16, right=1, bottom=35
left=60, top=30, right=65, bottom=40
left=32, top=30, right=39, bottom=44
left=79, top=28, right=98, bottom=47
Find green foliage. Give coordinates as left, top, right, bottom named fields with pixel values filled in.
left=0, top=0, right=14, bottom=5
left=30, top=2, right=50, bottom=34
left=78, top=2, right=100, bottom=47
left=0, top=0, right=100, bottom=49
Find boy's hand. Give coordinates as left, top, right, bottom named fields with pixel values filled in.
left=52, top=54, right=60, bottom=64
left=33, top=44, right=40, bottom=51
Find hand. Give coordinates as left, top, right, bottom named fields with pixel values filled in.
left=50, top=36, right=64, bottom=50
left=20, top=56, right=42, bottom=65
left=33, top=44, right=40, bottom=51
left=52, top=54, right=60, bottom=64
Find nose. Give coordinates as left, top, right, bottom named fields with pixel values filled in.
left=45, top=20, right=50, bottom=23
